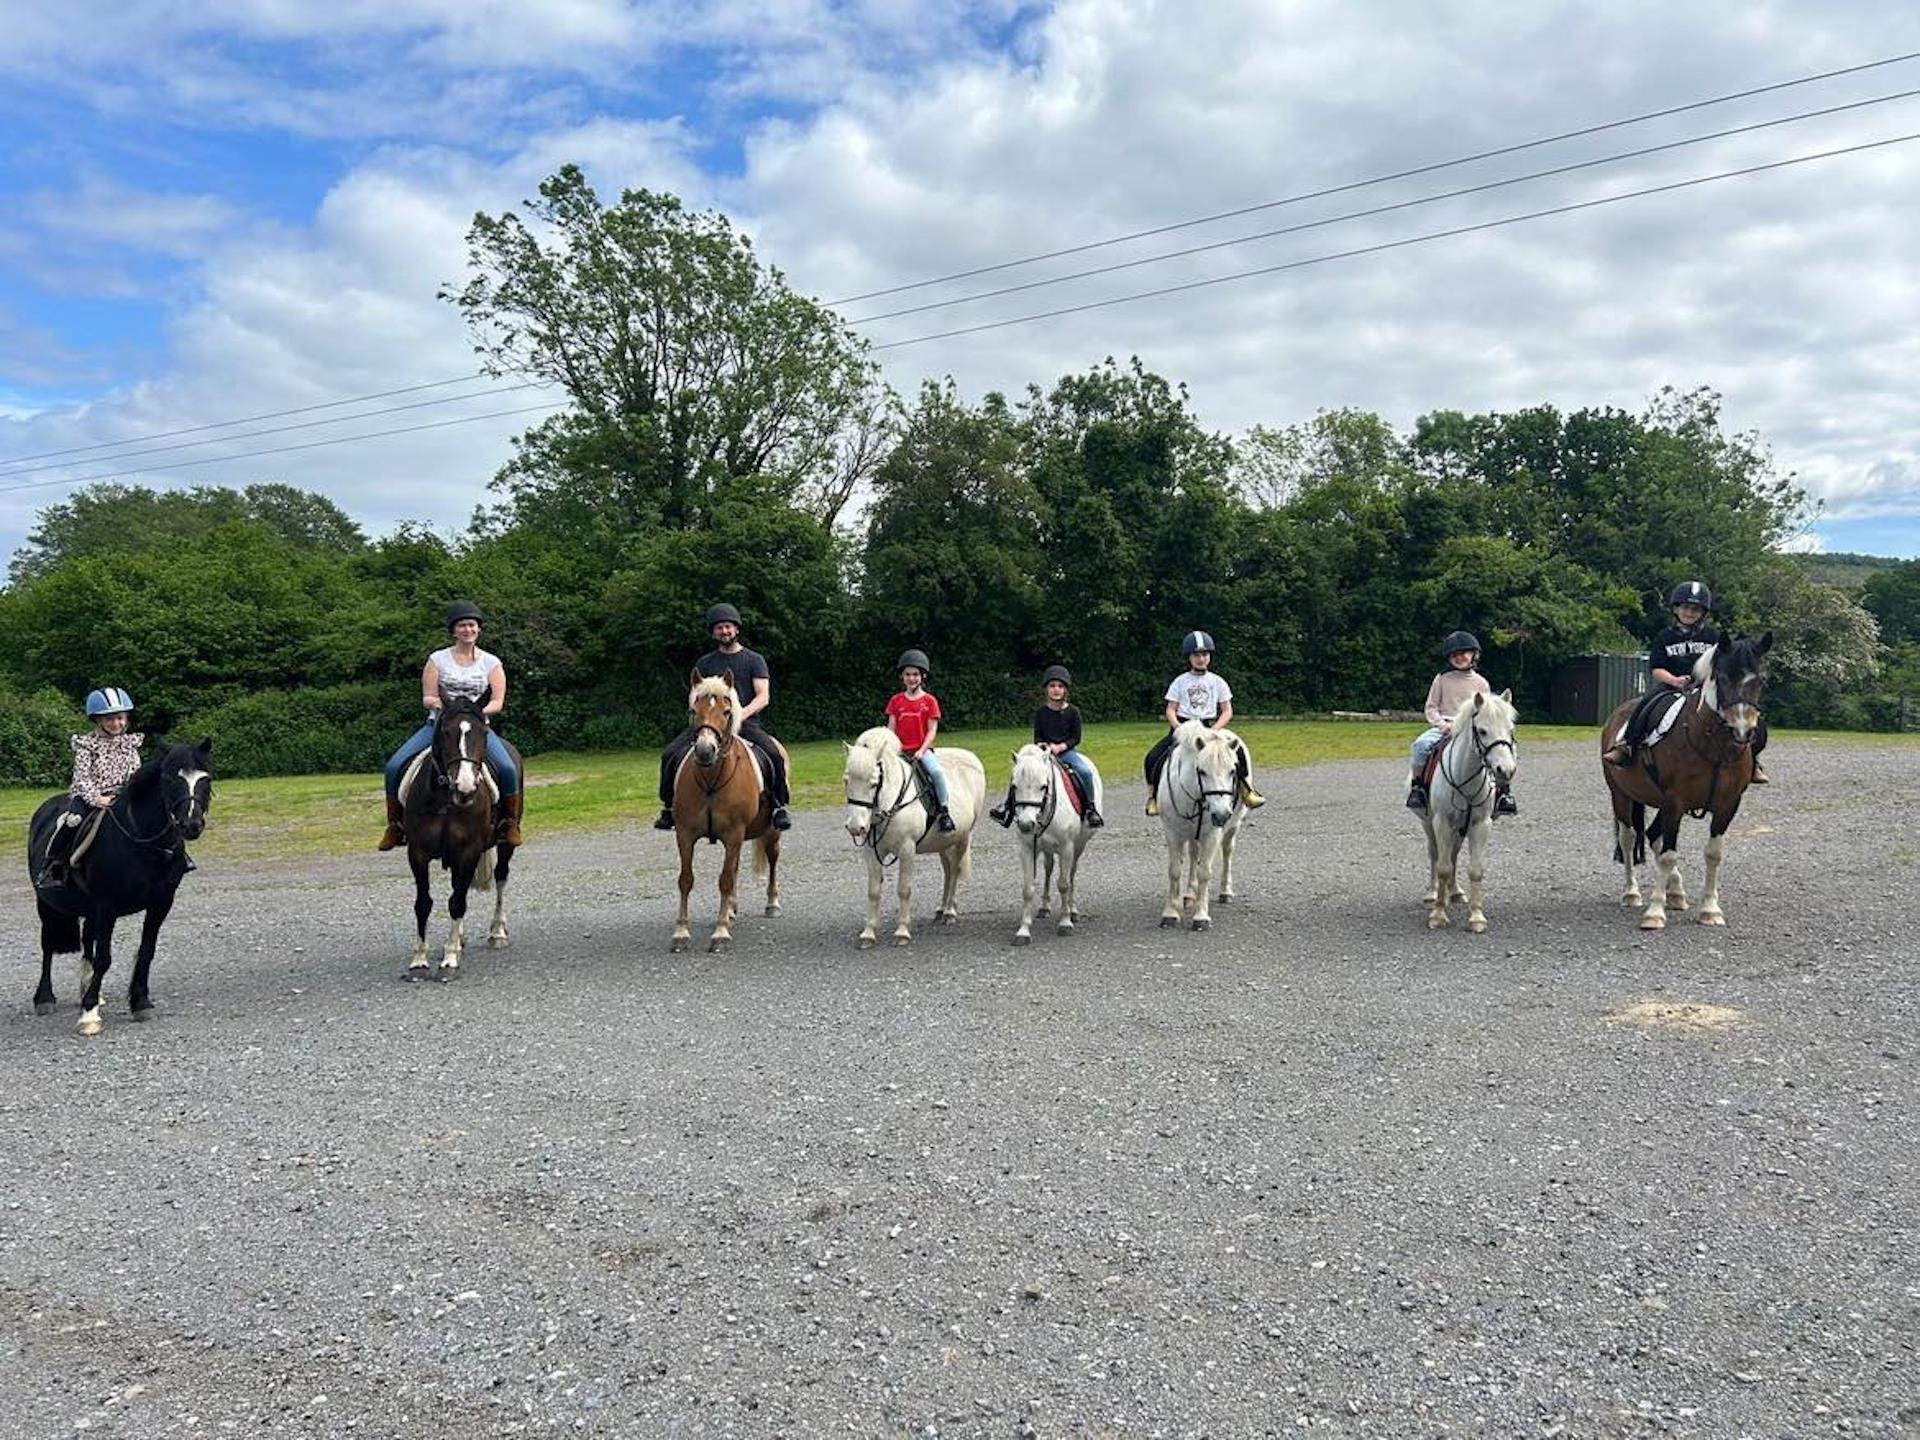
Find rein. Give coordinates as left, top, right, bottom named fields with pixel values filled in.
left=1009, top=757, right=1061, bottom=854
left=846, top=752, right=924, bottom=865
left=1166, top=746, right=1237, bottom=840
left=1435, top=723, right=1512, bottom=838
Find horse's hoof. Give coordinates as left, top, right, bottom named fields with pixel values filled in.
left=1190, top=917, right=1210, bottom=932
left=1012, top=933, right=1032, bottom=948
left=1620, top=893, right=1643, bottom=908
left=1056, top=921, right=1073, bottom=935
left=1428, top=915, right=1448, bottom=930
left=1699, top=912, right=1726, bottom=928
left=1668, top=897, right=1688, bottom=912
left=33, top=1000, right=55, bottom=1017
left=1036, top=906, right=1050, bottom=919
left=76, top=1012, right=103, bottom=1037
left=130, top=1004, right=155, bottom=1022
left=858, top=936, right=876, bottom=951
left=936, top=912, right=957, bottom=926
left=1467, top=918, right=1488, bottom=934
left=1639, top=913, right=1666, bottom=931
left=892, top=934, right=912, bottom=947
left=669, top=937, right=690, bottom=954
left=436, top=969, right=460, bottom=983
left=709, top=938, right=731, bottom=954
left=1159, top=916, right=1178, bottom=929
left=765, top=904, right=780, bottom=917
left=1216, top=893, right=1232, bottom=905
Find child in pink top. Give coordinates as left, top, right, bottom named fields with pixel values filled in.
left=1406, top=633, right=1518, bottom=817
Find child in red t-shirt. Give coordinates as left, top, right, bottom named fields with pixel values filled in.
left=885, top=648, right=955, bottom=832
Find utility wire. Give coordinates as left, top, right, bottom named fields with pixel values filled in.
left=869, top=130, right=1920, bottom=351
left=0, top=383, right=545, bottom=480
left=849, top=85, right=1920, bottom=324
left=828, top=49, right=1920, bottom=306
left=0, top=373, right=487, bottom=467
left=0, top=402, right=566, bottom=498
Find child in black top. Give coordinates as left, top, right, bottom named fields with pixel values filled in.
left=989, top=665, right=1104, bottom=827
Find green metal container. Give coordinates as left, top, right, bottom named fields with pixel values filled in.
left=1550, top=653, right=1647, bottom=726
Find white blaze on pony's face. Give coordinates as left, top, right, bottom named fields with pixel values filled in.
left=1697, top=635, right=1772, bottom=743
left=177, top=768, right=210, bottom=838
left=452, top=720, right=479, bottom=795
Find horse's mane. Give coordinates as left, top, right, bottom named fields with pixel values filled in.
left=1691, top=644, right=1718, bottom=687
left=689, top=676, right=740, bottom=732
left=852, top=725, right=901, bottom=759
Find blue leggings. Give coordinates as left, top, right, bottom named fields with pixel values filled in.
left=915, top=751, right=949, bottom=807
left=385, top=721, right=520, bottom=798
left=1410, top=726, right=1446, bottom=769
left=1056, top=748, right=1097, bottom=799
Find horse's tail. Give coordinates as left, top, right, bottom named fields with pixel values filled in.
left=37, top=896, right=81, bottom=955
left=473, top=846, right=495, bottom=892
left=956, top=835, right=973, bottom=886
left=1611, top=803, right=1648, bottom=864
left=752, top=833, right=773, bottom=876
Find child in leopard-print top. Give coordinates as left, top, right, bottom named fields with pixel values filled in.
left=36, top=688, right=143, bottom=889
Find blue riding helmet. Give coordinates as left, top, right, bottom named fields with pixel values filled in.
left=85, top=687, right=134, bottom=717
left=1440, top=630, right=1482, bottom=658
left=1182, top=630, right=1216, bottom=656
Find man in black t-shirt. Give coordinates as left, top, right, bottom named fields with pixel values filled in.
left=654, top=604, right=793, bottom=830
left=1604, top=580, right=1769, bottom=780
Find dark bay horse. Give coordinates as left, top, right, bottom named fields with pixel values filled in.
left=403, top=696, right=522, bottom=977
left=26, top=740, right=213, bottom=1035
left=1602, top=633, right=1772, bottom=929
left=670, top=675, right=783, bottom=953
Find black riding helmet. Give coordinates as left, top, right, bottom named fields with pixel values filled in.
left=1182, top=630, right=1216, bottom=657
left=1440, top=630, right=1481, bottom=658
left=1043, top=664, right=1072, bottom=687
left=446, top=600, right=485, bottom=630
left=1669, top=580, right=1713, bottom=613
left=897, top=648, right=932, bottom=676
left=706, top=602, right=743, bottom=630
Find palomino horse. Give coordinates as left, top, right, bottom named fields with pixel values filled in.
left=1416, top=690, right=1518, bottom=932
left=27, top=740, right=212, bottom=1035
left=1602, top=634, right=1772, bottom=929
left=1155, top=721, right=1248, bottom=931
left=842, top=728, right=986, bottom=949
left=671, top=675, right=783, bottom=953
left=403, top=696, right=521, bottom=977
left=1006, top=743, right=1099, bottom=946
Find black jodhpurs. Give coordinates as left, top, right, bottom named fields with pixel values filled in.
left=661, top=719, right=789, bottom=805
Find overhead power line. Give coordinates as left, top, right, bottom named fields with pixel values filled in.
left=848, top=85, right=1920, bottom=325
left=869, top=130, right=1920, bottom=351
left=827, top=48, right=1920, bottom=306
left=0, top=383, right=545, bottom=480
left=0, top=402, right=566, bottom=498
left=0, top=373, right=486, bottom=468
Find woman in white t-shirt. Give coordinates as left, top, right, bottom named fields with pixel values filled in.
left=1142, top=630, right=1266, bottom=815
left=378, top=601, right=522, bottom=850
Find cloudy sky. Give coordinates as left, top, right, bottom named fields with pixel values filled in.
left=3, top=0, right=1919, bottom=563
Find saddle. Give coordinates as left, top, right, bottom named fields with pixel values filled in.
left=1054, top=760, right=1087, bottom=817
left=67, top=808, right=109, bottom=865
left=1420, top=747, right=1445, bottom=790
left=1617, top=688, right=1688, bottom=751
left=909, top=756, right=940, bottom=814
left=398, top=750, right=500, bottom=807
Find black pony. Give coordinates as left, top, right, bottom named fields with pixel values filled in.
left=403, top=695, right=521, bottom=978
left=26, top=740, right=213, bottom=1035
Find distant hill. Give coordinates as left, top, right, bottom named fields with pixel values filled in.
left=1794, top=551, right=1904, bottom=589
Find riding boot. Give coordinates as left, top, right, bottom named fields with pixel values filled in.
left=989, top=787, right=1014, bottom=827
left=653, top=805, right=675, bottom=831
left=771, top=806, right=793, bottom=831
left=1749, top=761, right=1770, bottom=784
left=377, top=797, right=405, bottom=850
left=1240, top=779, right=1266, bottom=809
left=1494, top=784, right=1518, bottom=818
left=1602, top=743, right=1633, bottom=768
left=1145, top=792, right=1160, bottom=817
left=495, top=791, right=523, bottom=846
left=935, top=807, right=957, bottom=833
left=1406, top=782, right=1429, bottom=813
left=1083, top=805, right=1104, bottom=829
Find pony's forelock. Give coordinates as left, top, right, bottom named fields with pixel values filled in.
left=1691, top=644, right=1718, bottom=686
left=689, top=675, right=740, bottom=732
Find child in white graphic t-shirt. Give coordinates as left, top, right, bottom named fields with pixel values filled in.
left=1142, top=630, right=1265, bottom=816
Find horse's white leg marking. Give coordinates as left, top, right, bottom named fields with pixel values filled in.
left=442, top=912, right=464, bottom=970
left=1422, top=819, right=1440, bottom=906
left=1037, top=847, right=1054, bottom=918
left=1189, top=830, right=1220, bottom=930
left=1641, top=845, right=1678, bottom=930
left=1056, top=837, right=1079, bottom=933
left=1616, top=820, right=1643, bottom=907
left=1464, top=816, right=1489, bottom=934
left=1698, top=832, right=1729, bottom=926
left=1162, top=838, right=1185, bottom=926
left=1666, top=848, right=1689, bottom=910
left=1429, top=825, right=1458, bottom=929
left=1217, top=822, right=1238, bottom=902
left=893, top=848, right=915, bottom=945
left=488, top=870, right=509, bottom=947
left=859, top=852, right=883, bottom=948
left=1015, top=838, right=1037, bottom=946
left=937, top=843, right=961, bottom=923
left=77, top=1005, right=104, bottom=1036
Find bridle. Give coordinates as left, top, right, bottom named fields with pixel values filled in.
left=429, top=709, right=491, bottom=809
left=1435, top=718, right=1515, bottom=838
left=844, top=750, right=923, bottom=864
left=106, top=761, right=206, bottom=855
left=1166, top=739, right=1239, bottom=839
left=1009, top=754, right=1060, bottom=851
left=1673, top=667, right=1765, bottom=819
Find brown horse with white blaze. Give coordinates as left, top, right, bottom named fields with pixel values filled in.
left=1601, top=633, right=1771, bottom=930
left=404, top=696, right=521, bottom=976
left=670, top=674, right=784, bottom=953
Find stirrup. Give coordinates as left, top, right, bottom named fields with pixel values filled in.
left=936, top=810, right=956, bottom=833
left=771, top=806, right=792, bottom=831
left=1405, top=786, right=1428, bottom=813
left=988, top=803, right=1011, bottom=826
left=1494, top=790, right=1518, bottom=817
left=1083, top=808, right=1104, bottom=828
left=652, top=807, right=675, bottom=831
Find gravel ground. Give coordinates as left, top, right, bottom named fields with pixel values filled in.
left=1, top=737, right=1914, bottom=1439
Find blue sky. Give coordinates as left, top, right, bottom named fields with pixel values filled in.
left=2, top=0, right=1918, bottom=563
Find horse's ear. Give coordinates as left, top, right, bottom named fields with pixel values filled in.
left=1010, top=750, right=1021, bottom=763
left=688, top=666, right=703, bottom=688
left=1472, top=692, right=1484, bottom=712
left=1757, top=630, right=1773, bottom=654
left=198, top=737, right=214, bottom=753
left=1497, top=689, right=1512, bottom=705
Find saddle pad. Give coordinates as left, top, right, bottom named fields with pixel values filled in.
left=398, top=750, right=499, bottom=806
left=1612, top=690, right=1686, bottom=749
left=1055, top=760, right=1086, bottom=816
left=1421, top=747, right=1444, bottom=789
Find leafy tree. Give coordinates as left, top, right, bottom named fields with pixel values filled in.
left=1861, top=559, right=1920, bottom=645
left=445, top=165, right=892, bottom=533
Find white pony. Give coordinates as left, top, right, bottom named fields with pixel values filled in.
left=1156, top=722, right=1248, bottom=930
left=842, top=727, right=987, bottom=949
left=1006, top=743, right=1101, bottom=946
left=1415, top=689, right=1518, bottom=932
